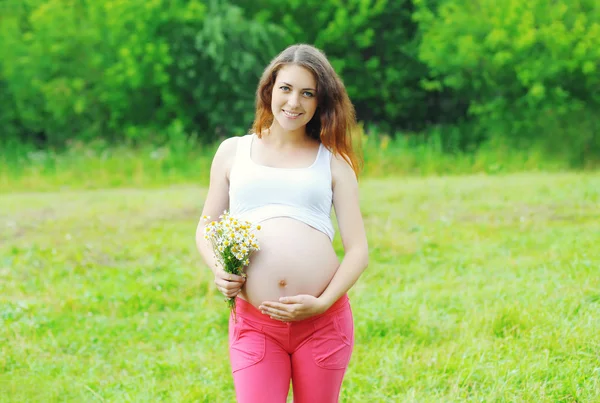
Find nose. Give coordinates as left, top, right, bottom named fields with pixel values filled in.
left=287, top=91, right=300, bottom=108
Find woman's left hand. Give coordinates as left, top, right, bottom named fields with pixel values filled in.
left=259, top=295, right=328, bottom=322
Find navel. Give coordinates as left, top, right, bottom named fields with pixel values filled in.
left=279, top=279, right=287, bottom=287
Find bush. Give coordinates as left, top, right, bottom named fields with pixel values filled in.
left=0, top=0, right=598, bottom=168
left=414, top=0, right=600, bottom=157
left=238, top=0, right=441, bottom=133
left=0, top=0, right=286, bottom=145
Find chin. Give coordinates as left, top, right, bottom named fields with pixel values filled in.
left=275, top=116, right=306, bottom=131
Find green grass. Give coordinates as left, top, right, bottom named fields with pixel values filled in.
left=2, top=172, right=600, bottom=402
left=0, top=132, right=582, bottom=194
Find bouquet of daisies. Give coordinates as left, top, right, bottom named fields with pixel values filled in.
left=202, top=211, right=260, bottom=316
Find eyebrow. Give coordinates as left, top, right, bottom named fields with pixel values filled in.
left=281, top=81, right=316, bottom=92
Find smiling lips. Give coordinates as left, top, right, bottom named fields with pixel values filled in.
left=283, top=110, right=302, bottom=119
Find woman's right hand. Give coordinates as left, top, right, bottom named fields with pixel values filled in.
left=214, top=267, right=246, bottom=299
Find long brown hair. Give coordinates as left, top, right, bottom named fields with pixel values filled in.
left=251, top=44, right=362, bottom=176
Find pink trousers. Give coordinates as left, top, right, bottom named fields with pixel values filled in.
left=228, top=295, right=354, bottom=403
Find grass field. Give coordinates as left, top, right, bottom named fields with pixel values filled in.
left=1, top=172, right=600, bottom=402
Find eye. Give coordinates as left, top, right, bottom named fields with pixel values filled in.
left=279, top=86, right=290, bottom=91
left=303, top=91, right=315, bottom=98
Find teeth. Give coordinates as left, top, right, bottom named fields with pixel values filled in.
left=283, top=110, right=300, bottom=117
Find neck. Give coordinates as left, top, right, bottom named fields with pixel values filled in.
left=266, top=120, right=309, bottom=146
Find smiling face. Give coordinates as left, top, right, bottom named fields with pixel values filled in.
left=270, top=64, right=319, bottom=134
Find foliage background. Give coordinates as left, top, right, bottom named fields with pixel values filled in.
left=1, top=0, right=599, bottom=167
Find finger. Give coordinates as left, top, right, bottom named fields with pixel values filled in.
left=279, top=295, right=304, bottom=304
left=261, top=302, right=295, bottom=312
left=219, top=285, right=237, bottom=298
left=223, top=281, right=244, bottom=291
left=215, top=272, right=245, bottom=283
left=226, top=288, right=242, bottom=297
left=216, top=281, right=240, bottom=293
left=266, top=311, right=289, bottom=321
left=227, top=274, right=245, bottom=282
left=217, top=269, right=245, bottom=283
left=215, top=277, right=242, bottom=289
left=260, top=306, right=290, bottom=319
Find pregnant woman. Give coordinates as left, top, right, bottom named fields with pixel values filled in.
left=196, top=44, right=369, bottom=403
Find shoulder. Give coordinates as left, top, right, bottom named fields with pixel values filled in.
left=330, top=152, right=358, bottom=188
left=212, top=134, right=249, bottom=165
left=214, top=135, right=242, bottom=158
left=210, top=135, right=246, bottom=179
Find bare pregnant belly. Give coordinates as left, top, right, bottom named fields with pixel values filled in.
left=238, top=217, right=340, bottom=308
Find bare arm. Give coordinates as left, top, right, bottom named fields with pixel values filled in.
left=316, top=154, right=369, bottom=308
left=195, top=137, right=245, bottom=297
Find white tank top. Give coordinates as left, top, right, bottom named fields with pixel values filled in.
left=229, top=134, right=335, bottom=241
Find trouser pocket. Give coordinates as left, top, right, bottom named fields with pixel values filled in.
left=311, top=306, right=354, bottom=370
left=229, top=315, right=266, bottom=373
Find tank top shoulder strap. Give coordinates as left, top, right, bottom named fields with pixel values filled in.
left=316, top=142, right=333, bottom=170
left=234, top=134, right=253, bottom=162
